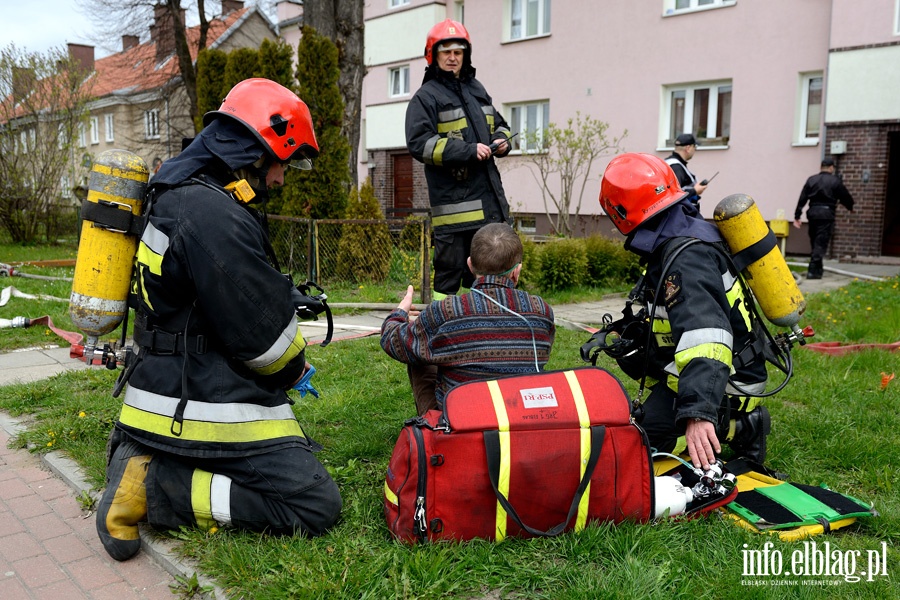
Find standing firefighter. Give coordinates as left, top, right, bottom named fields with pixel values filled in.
left=406, top=19, right=514, bottom=297
left=597, top=153, right=771, bottom=471
left=96, top=79, right=341, bottom=561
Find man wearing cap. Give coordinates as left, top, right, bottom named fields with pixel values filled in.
left=665, top=133, right=707, bottom=212
left=792, top=157, right=854, bottom=279
left=406, top=19, right=514, bottom=299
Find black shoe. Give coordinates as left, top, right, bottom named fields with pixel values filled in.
left=729, top=406, right=771, bottom=464
left=96, top=441, right=152, bottom=561
left=806, top=273, right=822, bottom=280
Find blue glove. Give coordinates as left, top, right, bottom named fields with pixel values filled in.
left=292, top=365, right=320, bottom=398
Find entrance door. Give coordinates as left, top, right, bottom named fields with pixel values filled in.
left=392, top=153, right=414, bottom=218
left=882, top=132, right=900, bottom=256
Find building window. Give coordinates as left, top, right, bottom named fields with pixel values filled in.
left=455, top=1, right=465, bottom=23
left=144, top=109, right=160, bottom=139
left=90, top=116, right=100, bottom=145
left=389, top=65, right=410, bottom=98
left=61, top=175, right=72, bottom=199
left=505, top=100, right=550, bottom=152
left=515, top=216, right=536, bottom=234
left=895, top=0, right=900, bottom=35
left=19, top=130, right=28, bottom=154
left=105, top=113, right=115, bottom=142
left=663, top=80, right=732, bottom=147
left=508, top=0, right=551, bottom=41
left=797, top=73, right=823, bottom=144
left=389, top=0, right=409, bottom=8
left=77, top=123, right=87, bottom=148
left=664, top=0, right=736, bottom=15
left=57, top=123, right=67, bottom=149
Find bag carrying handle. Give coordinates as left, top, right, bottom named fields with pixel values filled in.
left=483, top=425, right=606, bottom=537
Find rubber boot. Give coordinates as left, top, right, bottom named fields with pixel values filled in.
left=96, top=441, right=152, bottom=561
left=728, top=406, right=771, bottom=464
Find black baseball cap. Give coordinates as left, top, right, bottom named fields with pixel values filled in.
left=821, top=158, right=835, bottom=167
left=675, top=133, right=698, bottom=147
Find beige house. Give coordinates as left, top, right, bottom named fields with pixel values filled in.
left=67, top=0, right=275, bottom=195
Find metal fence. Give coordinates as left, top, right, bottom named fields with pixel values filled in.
left=267, top=214, right=432, bottom=303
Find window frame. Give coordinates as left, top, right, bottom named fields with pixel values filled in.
left=90, top=116, right=100, bottom=145
left=661, top=80, right=732, bottom=148
left=77, top=122, right=87, bottom=148
left=144, top=108, right=160, bottom=140
left=388, top=65, right=410, bottom=98
left=506, top=0, right=552, bottom=42
left=388, top=0, right=409, bottom=8
left=895, top=0, right=900, bottom=35
left=504, top=100, right=550, bottom=153
left=796, top=72, right=823, bottom=146
left=663, top=0, right=736, bottom=16
left=105, top=113, right=115, bottom=142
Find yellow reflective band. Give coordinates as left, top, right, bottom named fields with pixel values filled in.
left=673, top=436, right=688, bottom=455
left=137, top=265, right=154, bottom=311
left=384, top=481, right=398, bottom=507
left=119, top=404, right=304, bottom=443
left=488, top=380, right=510, bottom=541
left=432, top=209, right=485, bottom=228
left=136, top=241, right=163, bottom=276
left=437, top=117, right=468, bottom=133
left=252, top=325, right=307, bottom=376
left=486, top=114, right=495, bottom=133
left=728, top=283, right=753, bottom=329
left=432, top=138, right=447, bottom=167
left=675, top=342, right=733, bottom=372
left=191, top=469, right=216, bottom=530
left=93, top=161, right=150, bottom=182
left=726, top=419, right=737, bottom=442
left=564, top=370, right=591, bottom=531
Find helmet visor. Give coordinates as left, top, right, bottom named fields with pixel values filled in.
left=287, top=157, right=313, bottom=171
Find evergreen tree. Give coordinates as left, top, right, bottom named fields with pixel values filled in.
left=223, top=47, right=260, bottom=90
left=276, top=25, right=350, bottom=219
left=336, top=178, right=391, bottom=282
left=194, top=48, right=228, bottom=132
left=257, top=38, right=294, bottom=87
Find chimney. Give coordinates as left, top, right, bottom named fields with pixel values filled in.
left=67, top=43, right=95, bottom=74
left=151, top=3, right=186, bottom=63
left=122, top=35, right=140, bottom=51
left=221, top=0, right=244, bottom=14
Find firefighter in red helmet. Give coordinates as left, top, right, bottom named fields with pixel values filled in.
left=406, top=19, right=515, bottom=299
left=597, top=153, right=772, bottom=471
left=95, top=79, right=341, bottom=562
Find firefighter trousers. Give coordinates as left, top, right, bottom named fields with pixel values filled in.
left=144, top=445, right=342, bottom=537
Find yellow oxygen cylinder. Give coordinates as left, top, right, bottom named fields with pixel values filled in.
left=69, top=150, right=149, bottom=357
left=713, top=193, right=806, bottom=328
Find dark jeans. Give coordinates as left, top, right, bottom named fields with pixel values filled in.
left=808, top=218, right=835, bottom=277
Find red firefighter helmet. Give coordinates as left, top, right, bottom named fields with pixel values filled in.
left=599, top=153, right=687, bottom=235
left=424, top=19, right=471, bottom=65
left=203, top=78, right=319, bottom=169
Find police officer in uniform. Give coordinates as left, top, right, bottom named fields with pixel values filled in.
left=665, top=133, right=707, bottom=212
left=599, top=153, right=771, bottom=471
left=792, top=158, right=854, bottom=279
left=96, top=79, right=341, bottom=561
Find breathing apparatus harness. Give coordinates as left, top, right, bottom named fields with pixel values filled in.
left=112, top=175, right=334, bottom=415
left=580, top=238, right=807, bottom=421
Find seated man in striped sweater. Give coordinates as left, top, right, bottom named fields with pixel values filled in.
left=381, top=223, right=555, bottom=415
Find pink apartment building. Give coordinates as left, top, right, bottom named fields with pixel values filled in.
left=278, top=0, right=900, bottom=259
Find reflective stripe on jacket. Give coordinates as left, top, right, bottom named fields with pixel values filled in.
left=406, top=70, right=512, bottom=232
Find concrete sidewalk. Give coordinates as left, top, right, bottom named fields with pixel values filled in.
left=0, top=257, right=897, bottom=598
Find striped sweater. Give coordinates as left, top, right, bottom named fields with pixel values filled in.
left=381, top=275, right=555, bottom=404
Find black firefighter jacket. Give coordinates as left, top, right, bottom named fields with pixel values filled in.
left=118, top=177, right=310, bottom=459
left=405, top=67, right=512, bottom=233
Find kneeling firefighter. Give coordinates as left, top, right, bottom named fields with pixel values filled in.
left=96, top=78, right=341, bottom=561
left=590, top=153, right=773, bottom=472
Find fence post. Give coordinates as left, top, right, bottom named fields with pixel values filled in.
left=420, top=218, right=431, bottom=304
left=307, top=219, right=315, bottom=283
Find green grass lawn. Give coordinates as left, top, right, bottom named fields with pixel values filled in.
left=2, top=241, right=899, bottom=598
